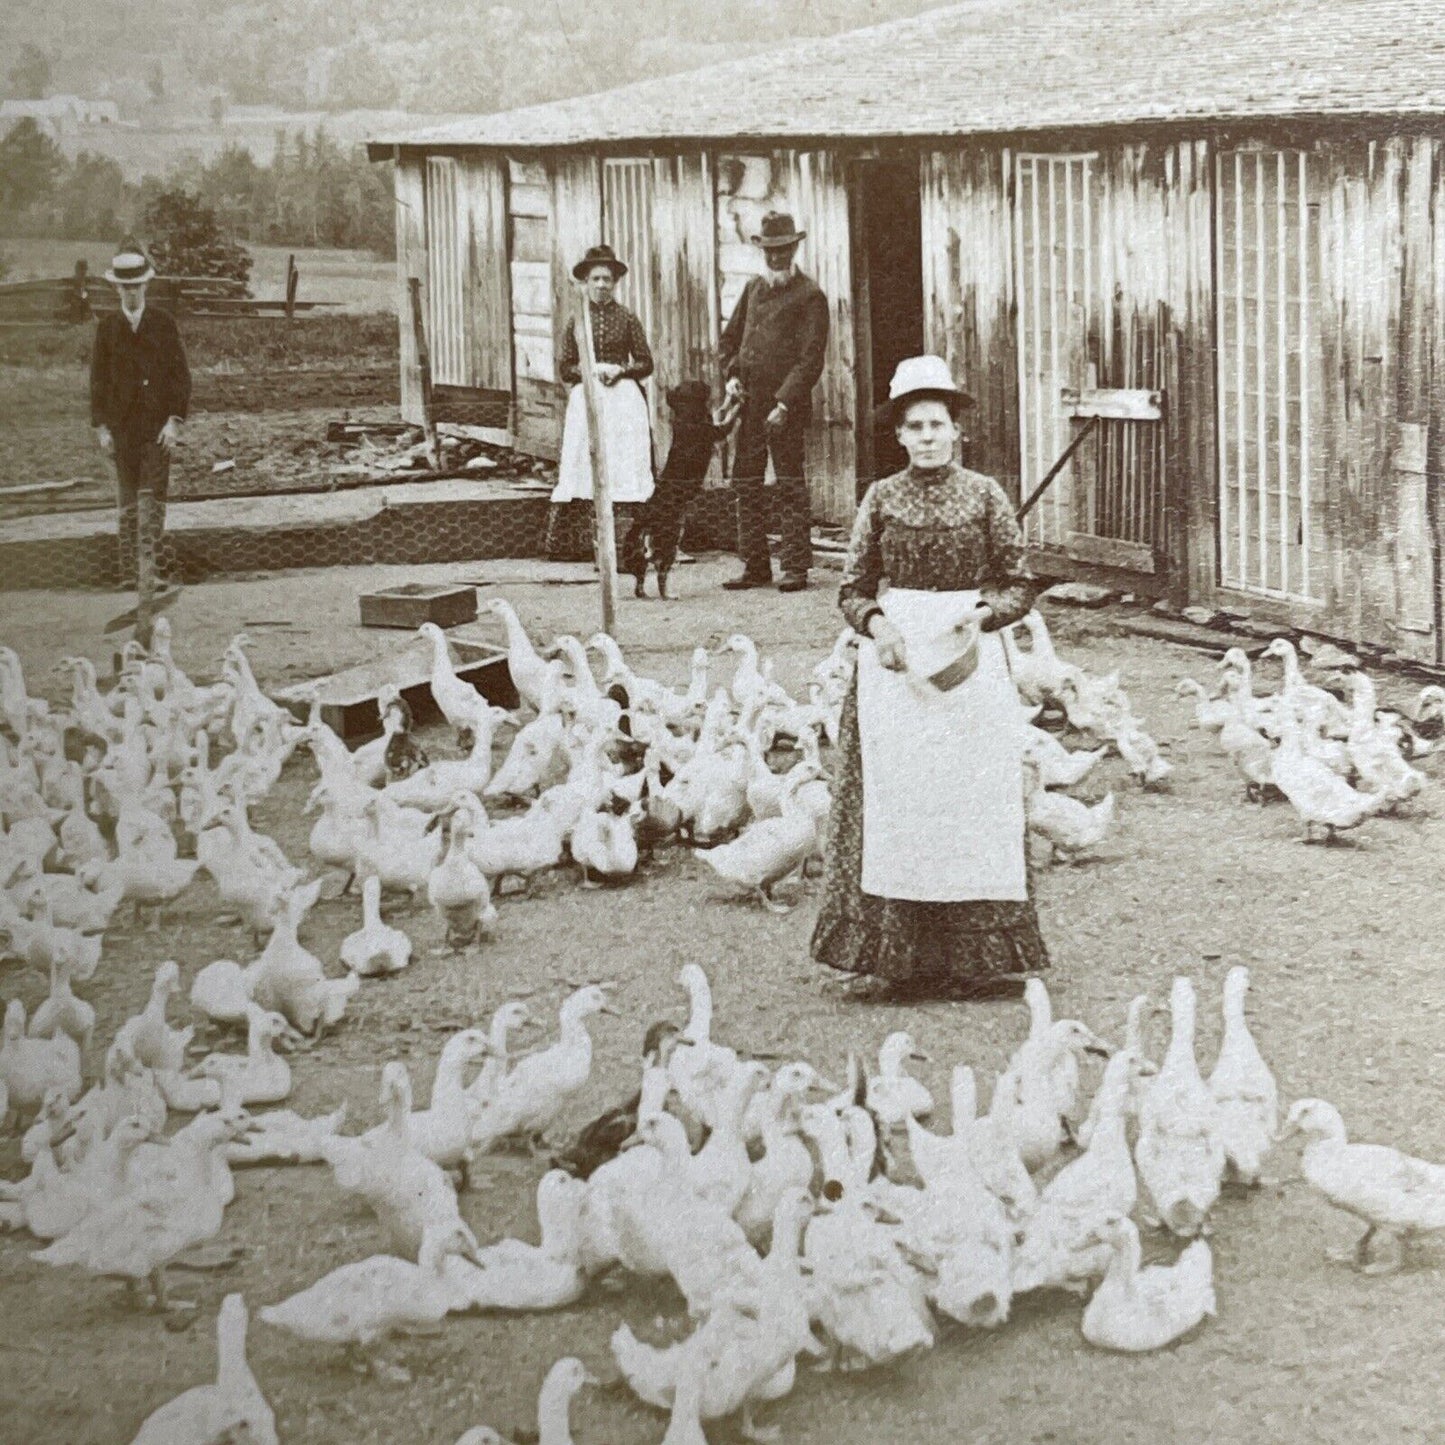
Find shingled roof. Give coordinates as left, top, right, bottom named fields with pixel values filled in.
left=367, top=0, right=1445, bottom=155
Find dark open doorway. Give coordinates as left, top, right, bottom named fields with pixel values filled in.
left=851, top=156, right=925, bottom=496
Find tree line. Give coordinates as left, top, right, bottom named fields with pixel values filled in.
left=0, top=120, right=394, bottom=258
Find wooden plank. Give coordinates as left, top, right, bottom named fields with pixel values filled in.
left=1061, top=386, right=1162, bottom=420
left=1065, top=531, right=1157, bottom=573
left=508, top=157, right=547, bottom=189
left=508, top=182, right=549, bottom=220
left=509, top=214, right=551, bottom=264
left=462, top=154, right=513, bottom=395
left=548, top=152, right=603, bottom=386
left=509, top=260, right=552, bottom=316
left=394, top=156, right=426, bottom=425
left=408, top=277, right=439, bottom=468
left=788, top=148, right=857, bottom=527
left=513, top=330, right=556, bottom=382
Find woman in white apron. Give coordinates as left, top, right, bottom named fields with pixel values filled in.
left=544, top=243, right=655, bottom=561
left=811, top=355, right=1049, bottom=1001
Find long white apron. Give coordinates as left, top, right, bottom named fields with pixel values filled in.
left=550, top=381, right=655, bottom=504
left=856, top=587, right=1028, bottom=902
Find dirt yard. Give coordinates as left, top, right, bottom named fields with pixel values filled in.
left=1, top=558, right=1443, bottom=1445
left=0, top=313, right=398, bottom=517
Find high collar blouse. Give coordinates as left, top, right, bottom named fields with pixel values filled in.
left=558, top=299, right=653, bottom=386
left=838, top=463, right=1036, bottom=635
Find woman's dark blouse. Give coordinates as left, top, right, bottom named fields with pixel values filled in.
left=838, top=463, right=1035, bottom=634
left=559, top=300, right=653, bottom=385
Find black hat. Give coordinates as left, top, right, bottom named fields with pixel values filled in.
left=572, top=243, right=628, bottom=280
left=751, top=210, right=807, bottom=248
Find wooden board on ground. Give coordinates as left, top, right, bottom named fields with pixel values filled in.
left=359, top=583, right=478, bottom=630
left=1117, top=615, right=1268, bottom=658
left=274, top=636, right=517, bottom=740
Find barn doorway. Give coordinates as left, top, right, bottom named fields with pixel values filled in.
left=851, top=157, right=925, bottom=495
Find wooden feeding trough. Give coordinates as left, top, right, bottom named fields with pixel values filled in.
left=276, top=634, right=517, bottom=741
left=359, top=582, right=479, bottom=630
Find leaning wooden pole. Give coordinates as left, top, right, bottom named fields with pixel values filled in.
left=408, top=276, right=440, bottom=470
left=577, top=294, right=619, bottom=638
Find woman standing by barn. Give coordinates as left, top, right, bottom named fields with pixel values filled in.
left=545, top=243, right=656, bottom=561
left=812, top=355, right=1050, bottom=1001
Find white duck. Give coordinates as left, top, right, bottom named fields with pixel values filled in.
left=1206, top=965, right=1277, bottom=1186
left=369, top=1027, right=490, bottom=1180
left=340, top=873, right=414, bottom=977
left=192, top=1004, right=293, bottom=1106
left=666, top=963, right=741, bottom=1132
left=258, top=1223, right=475, bottom=1381
left=1003, top=610, right=1076, bottom=703
left=1271, top=711, right=1386, bottom=842
left=481, top=597, right=552, bottom=714
left=418, top=621, right=492, bottom=745
left=1136, top=977, right=1225, bottom=1237
left=2, top=998, right=82, bottom=1120
left=1022, top=725, right=1106, bottom=789
left=1279, top=1098, right=1445, bottom=1272
left=571, top=798, right=641, bottom=885
left=130, top=1293, right=277, bottom=1445
left=1261, top=637, right=1351, bottom=737
left=427, top=805, right=499, bottom=948
left=249, top=879, right=360, bottom=1037
left=471, top=985, right=613, bottom=1151
left=442, top=1169, right=589, bottom=1311
left=865, top=1031, right=933, bottom=1131
left=1079, top=1214, right=1215, bottom=1352
left=1023, top=758, right=1117, bottom=863
left=28, top=953, right=95, bottom=1054
left=697, top=763, right=820, bottom=910
left=1012, top=1050, right=1143, bottom=1295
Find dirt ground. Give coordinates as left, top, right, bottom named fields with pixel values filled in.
left=2, top=557, right=1444, bottom=1445
left=0, top=314, right=397, bottom=517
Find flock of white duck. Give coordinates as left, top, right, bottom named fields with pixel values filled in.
left=1176, top=638, right=1443, bottom=840
left=0, top=602, right=1443, bottom=1441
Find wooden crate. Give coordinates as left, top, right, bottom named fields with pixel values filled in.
left=275, top=637, right=517, bottom=741
left=359, top=583, right=478, bottom=631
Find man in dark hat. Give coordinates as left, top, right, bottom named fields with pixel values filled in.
left=718, top=210, right=830, bottom=593
left=89, top=238, right=190, bottom=597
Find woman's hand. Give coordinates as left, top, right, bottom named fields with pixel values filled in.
left=869, top=615, right=908, bottom=672
left=595, top=362, right=623, bottom=386
left=953, top=601, right=993, bottom=633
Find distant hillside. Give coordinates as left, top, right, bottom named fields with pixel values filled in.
left=5, top=0, right=947, bottom=119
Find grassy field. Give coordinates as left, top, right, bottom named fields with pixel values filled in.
left=0, top=567, right=1442, bottom=1445
left=1, top=238, right=397, bottom=314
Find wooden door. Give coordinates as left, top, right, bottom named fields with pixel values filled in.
left=423, top=156, right=468, bottom=386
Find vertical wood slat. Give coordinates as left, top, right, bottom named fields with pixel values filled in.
left=424, top=156, right=467, bottom=387
left=462, top=155, right=512, bottom=395
left=548, top=152, right=604, bottom=388
left=787, top=149, right=856, bottom=527
left=394, top=154, right=426, bottom=425
left=920, top=148, right=1018, bottom=493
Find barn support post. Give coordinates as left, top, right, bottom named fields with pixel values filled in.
left=577, top=295, right=619, bottom=638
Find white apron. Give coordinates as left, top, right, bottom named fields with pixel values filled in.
left=550, top=381, right=655, bottom=504
left=856, top=587, right=1028, bottom=903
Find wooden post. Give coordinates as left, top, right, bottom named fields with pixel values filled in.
left=577, top=294, right=619, bottom=638
left=133, top=489, right=158, bottom=650
left=407, top=277, right=440, bottom=469
left=284, top=253, right=298, bottom=322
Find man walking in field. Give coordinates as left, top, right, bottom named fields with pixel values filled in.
left=718, top=210, right=830, bottom=594
left=90, top=238, right=189, bottom=613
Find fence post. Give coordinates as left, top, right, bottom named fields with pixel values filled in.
left=285, top=253, right=298, bottom=322
left=408, top=277, right=440, bottom=469
left=577, top=295, right=618, bottom=639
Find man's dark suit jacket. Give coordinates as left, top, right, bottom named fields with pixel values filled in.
left=89, top=307, right=191, bottom=443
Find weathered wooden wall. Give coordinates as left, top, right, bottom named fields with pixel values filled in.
left=548, top=152, right=603, bottom=455
left=393, top=154, right=426, bottom=425
left=715, top=149, right=857, bottom=525
left=460, top=155, right=513, bottom=395
left=646, top=154, right=721, bottom=465
left=920, top=148, right=1018, bottom=492
left=508, top=157, right=557, bottom=458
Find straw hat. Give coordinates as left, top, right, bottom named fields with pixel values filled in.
left=104, top=238, right=156, bottom=286
left=886, top=354, right=974, bottom=424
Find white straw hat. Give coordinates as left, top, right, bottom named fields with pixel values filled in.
left=104, top=241, right=156, bottom=286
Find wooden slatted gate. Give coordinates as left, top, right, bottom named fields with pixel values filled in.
left=1014, top=153, right=1168, bottom=571
left=602, top=159, right=658, bottom=418
left=1215, top=147, right=1321, bottom=601
left=422, top=157, right=468, bottom=387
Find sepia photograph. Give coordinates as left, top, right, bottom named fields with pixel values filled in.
left=0, top=1, right=1442, bottom=1440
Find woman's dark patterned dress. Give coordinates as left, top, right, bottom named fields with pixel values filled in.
left=810, top=462, right=1050, bottom=991
left=546, top=299, right=654, bottom=561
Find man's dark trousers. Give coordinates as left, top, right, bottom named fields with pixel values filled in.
left=114, top=432, right=170, bottom=587
left=732, top=401, right=812, bottom=580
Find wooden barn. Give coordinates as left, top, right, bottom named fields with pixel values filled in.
left=368, top=0, right=1445, bottom=660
